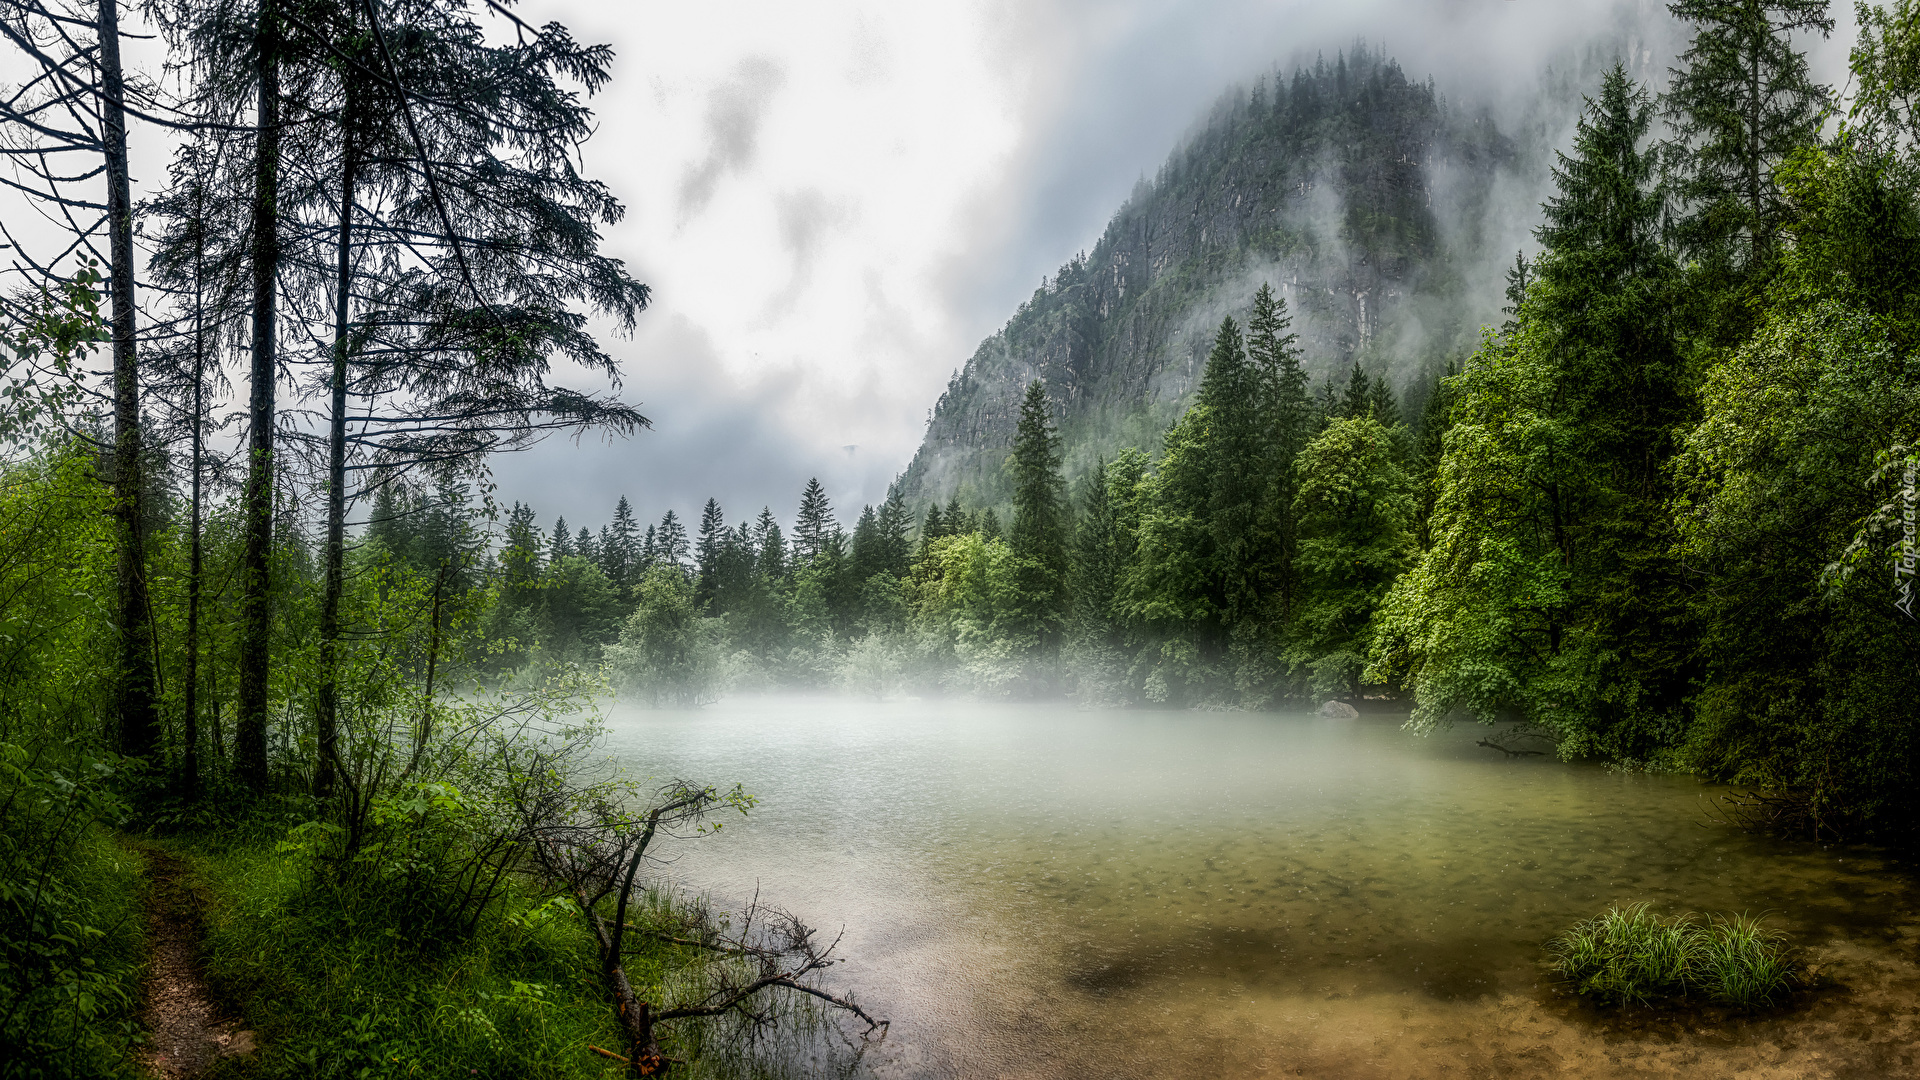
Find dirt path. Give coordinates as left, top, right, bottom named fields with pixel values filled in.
left=139, top=848, right=255, bottom=1078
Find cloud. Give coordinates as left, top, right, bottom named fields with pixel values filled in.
left=677, top=56, right=787, bottom=224
left=488, top=0, right=1861, bottom=539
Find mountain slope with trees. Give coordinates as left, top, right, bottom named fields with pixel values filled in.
left=900, top=44, right=1534, bottom=512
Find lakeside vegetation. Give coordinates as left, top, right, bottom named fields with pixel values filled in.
left=0, top=0, right=1917, bottom=1075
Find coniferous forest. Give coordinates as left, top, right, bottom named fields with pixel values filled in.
left=3, top=0, right=1920, bottom=1077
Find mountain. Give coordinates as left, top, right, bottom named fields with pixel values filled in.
left=898, top=44, right=1555, bottom=510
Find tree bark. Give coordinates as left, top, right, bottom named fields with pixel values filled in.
left=97, top=0, right=159, bottom=763
left=182, top=184, right=206, bottom=800
left=316, top=97, right=357, bottom=801
left=236, top=0, right=281, bottom=792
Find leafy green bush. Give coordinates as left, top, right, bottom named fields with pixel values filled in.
left=1548, top=903, right=1796, bottom=1008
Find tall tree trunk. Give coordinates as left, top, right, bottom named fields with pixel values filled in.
left=236, top=0, right=281, bottom=792
left=316, top=110, right=356, bottom=800
left=98, top=0, right=158, bottom=762
left=182, top=187, right=206, bottom=800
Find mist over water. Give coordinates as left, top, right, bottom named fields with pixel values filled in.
left=599, top=697, right=1917, bottom=1079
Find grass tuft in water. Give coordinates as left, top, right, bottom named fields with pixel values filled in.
left=1697, top=914, right=1795, bottom=1008
left=1548, top=904, right=1796, bottom=1009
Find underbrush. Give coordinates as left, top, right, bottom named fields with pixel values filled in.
left=186, top=840, right=827, bottom=1080
left=1549, top=902, right=1797, bottom=1009
left=0, top=751, right=145, bottom=1080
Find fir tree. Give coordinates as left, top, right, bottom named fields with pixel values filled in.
left=657, top=510, right=691, bottom=572
left=1250, top=283, right=1313, bottom=626
left=1006, top=381, right=1072, bottom=664
left=607, top=497, right=642, bottom=594
left=1366, top=377, right=1401, bottom=427
left=877, top=487, right=913, bottom=576
left=551, top=517, right=573, bottom=564
left=1338, top=364, right=1373, bottom=421
left=695, top=498, right=726, bottom=605
left=1663, top=0, right=1833, bottom=273
left=978, top=508, right=1002, bottom=541
left=753, top=508, right=787, bottom=580
left=794, top=479, right=834, bottom=564
left=502, top=503, right=544, bottom=606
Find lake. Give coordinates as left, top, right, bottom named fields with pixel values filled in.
left=602, top=696, right=1920, bottom=1079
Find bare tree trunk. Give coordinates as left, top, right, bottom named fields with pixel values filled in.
left=97, top=0, right=158, bottom=762
left=316, top=103, right=356, bottom=801
left=236, top=0, right=281, bottom=792
left=182, top=196, right=206, bottom=800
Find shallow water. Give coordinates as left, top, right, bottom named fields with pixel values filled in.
left=600, top=697, right=1919, bottom=1079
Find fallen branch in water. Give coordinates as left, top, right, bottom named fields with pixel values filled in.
left=513, top=772, right=887, bottom=1076
left=1476, top=739, right=1545, bottom=757
left=1475, top=723, right=1557, bottom=758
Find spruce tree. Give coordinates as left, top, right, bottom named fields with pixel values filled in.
left=877, top=487, right=913, bottom=576
left=1338, top=364, right=1373, bottom=421
left=978, top=508, right=1002, bottom=541
left=502, top=503, right=544, bottom=607
left=551, top=517, right=573, bottom=563
left=753, top=508, right=787, bottom=580
left=657, top=510, right=691, bottom=572
left=1250, top=284, right=1312, bottom=626
left=795, top=479, right=834, bottom=564
left=694, top=498, right=725, bottom=605
left=1366, top=377, right=1401, bottom=427
left=1663, top=0, right=1833, bottom=273
left=1008, top=380, right=1071, bottom=661
left=919, top=504, right=946, bottom=559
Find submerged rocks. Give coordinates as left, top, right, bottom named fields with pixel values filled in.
left=1318, top=700, right=1359, bottom=719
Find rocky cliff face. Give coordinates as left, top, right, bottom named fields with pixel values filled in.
left=899, top=45, right=1538, bottom=510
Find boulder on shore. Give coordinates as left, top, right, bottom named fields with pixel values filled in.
left=1318, top=700, right=1359, bottom=719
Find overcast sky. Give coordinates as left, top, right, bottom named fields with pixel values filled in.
left=8, top=0, right=1859, bottom=537
left=491, top=0, right=1855, bottom=536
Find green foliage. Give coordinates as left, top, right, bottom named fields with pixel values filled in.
left=0, top=450, right=141, bottom=1077
left=1549, top=903, right=1796, bottom=1008
left=191, top=843, right=638, bottom=1079
left=1288, top=416, right=1416, bottom=699
left=1369, top=67, right=1694, bottom=762
left=1662, top=0, right=1835, bottom=276
left=1006, top=381, right=1071, bottom=663
left=604, top=566, right=727, bottom=706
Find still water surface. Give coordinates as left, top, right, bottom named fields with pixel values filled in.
left=601, top=697, right=1914, bottom=1078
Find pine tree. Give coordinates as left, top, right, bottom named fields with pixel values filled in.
left=753, top=508, right=787, bottom=579
left=577, top=526, right=598, bottom=567
left=919, top=503, right=946, bottom=559
left=694, top=498, right=725, bottom=605
left=1338, top=364, right=1373, bottom=420
left=1250, top=284, right=1313, bottom=626
left=848, top=504, right=882, bottom=584
left=502, top=503, right=544, bottom=606
left=1008, top=380, right=1071, bottom=661
left=657, top=510, right=691, bottom=571
left=1501, top=251, right=1532, bottom=326
left=1366, top=377, right=1401, bottom=427
left=877, top=487, right=912, bottom=576
left=1663, top=0, right=1833, bottom=273
left=551, top=517, right=573, bottom=563
left=978, top=508, right=1002, bottom=541
left=607, top=497, right=641, bottom=594
left=794, top=479, right=834, bottom=564
left=943, top=495, right=965, bottom=536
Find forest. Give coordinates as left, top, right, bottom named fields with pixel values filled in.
left=3, top=0, right=1920, bottom=1076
